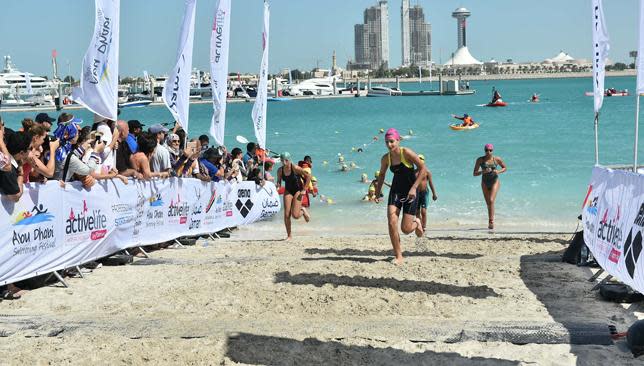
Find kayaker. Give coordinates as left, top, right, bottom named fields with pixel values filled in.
left=452, top=114, right=475, bottom=127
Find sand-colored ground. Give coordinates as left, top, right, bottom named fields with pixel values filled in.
left=0, top=231, right=642, bottom=365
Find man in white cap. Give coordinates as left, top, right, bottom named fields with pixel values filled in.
left=148, top=123, right=172, bottom=175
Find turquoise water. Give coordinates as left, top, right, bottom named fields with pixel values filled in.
left=2, top=76, right=640, bottom=233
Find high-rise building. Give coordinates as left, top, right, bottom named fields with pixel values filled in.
left=408, top=4, right=431, bottom=66
left=401, top=0, right=411, bottom=67
left=354, top=1, right=390, bottom=70
left=401, top=1, right=431, bottom=67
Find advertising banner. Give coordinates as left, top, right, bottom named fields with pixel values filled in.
left=582, top=167, right=644, bottom=293
left=71, top=0, right=120, bottom=120
left=0, top=179, right=280, bottom=285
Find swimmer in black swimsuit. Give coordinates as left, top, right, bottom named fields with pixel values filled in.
left=276, top=151, right=311, bottom=240
left=374, top=128, right=427, bottom=265
left=473, top=144, right=507, bottom=230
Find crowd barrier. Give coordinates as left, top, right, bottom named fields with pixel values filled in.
left=582, top=166, right=644, bottom=294
left=0, top=178, right=281, bottom=285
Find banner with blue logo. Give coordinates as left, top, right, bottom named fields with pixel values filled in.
left=0, top=179, right=280, bottom=285
left=582, top=167, right=644, bottom=293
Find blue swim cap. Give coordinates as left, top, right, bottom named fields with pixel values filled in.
left=464, top=113, right=469, bottom=118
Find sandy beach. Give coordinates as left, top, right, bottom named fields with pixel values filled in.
left=0, top=228, right=641, bottom=365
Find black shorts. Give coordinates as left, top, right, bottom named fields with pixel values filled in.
left=388, top=190, right=418, bottom=216
left=417, top=190, right=428, bottom=209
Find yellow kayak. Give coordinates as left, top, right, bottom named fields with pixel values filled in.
left=449, top=123, right=480, bottom=131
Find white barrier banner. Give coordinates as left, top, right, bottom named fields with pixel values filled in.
left=582, top=167, right=644, bottom=293
left=0, top=179, right=280, bottom=285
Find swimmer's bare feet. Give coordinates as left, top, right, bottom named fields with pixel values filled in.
left=414, top=218, right=424, bottom=237
left=286, top=236, right=292, bottom=241
left=302, top=208, right=310, bottom=223
left=391, top=257, right=403, bottom=265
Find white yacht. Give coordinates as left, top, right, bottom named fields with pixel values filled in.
left=0, top=93, right=36, bottom=108
left=0, top=56, right=58, bottom=97
left=367, top=86, right=402, bottom=97
left=286, top=76, right=341, bottom=96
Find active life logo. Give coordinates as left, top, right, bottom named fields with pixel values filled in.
left=65, top=200, right=108, bottom=241
left=235, top=188, right=253, bottom=218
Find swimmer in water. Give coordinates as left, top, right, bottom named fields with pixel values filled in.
left=364, top=170, right=390, bottom=201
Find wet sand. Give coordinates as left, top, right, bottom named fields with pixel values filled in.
left=0, top=231, right=641, bottom=365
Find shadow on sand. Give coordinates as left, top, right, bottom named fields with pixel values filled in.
left=520, top=250, right=639, bottom=364
left=274, top=271, right=498, bottom=298
left=304, top=248, right=482, bottom=260
left=225, top=332, right=520, bottom=366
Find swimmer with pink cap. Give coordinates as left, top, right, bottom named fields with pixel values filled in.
left=384, top=128, right=401, bottom=141
left=474, top=143, right=507, bottom=230
left=373, top=127, right=428, bottom=265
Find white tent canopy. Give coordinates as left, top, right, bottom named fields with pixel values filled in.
left=544, top=51, right=575, bottom=64
left=444, top=46, right=483, bottom=66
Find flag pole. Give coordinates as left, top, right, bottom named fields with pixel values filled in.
left=635, top=95, right=641, bottom=172
left=594, top=112, right=600, bottom=166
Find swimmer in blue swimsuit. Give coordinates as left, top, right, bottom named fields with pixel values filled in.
left=374, top=128, right=427, bottom=265
left=473, top=144, right=507, bottom=230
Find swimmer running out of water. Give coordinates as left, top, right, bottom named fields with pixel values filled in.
left=374, top=128, right=426, bottom=264
left=416, top=154, right=438, bottom=231
left=276, top=152, right=311, bottom=240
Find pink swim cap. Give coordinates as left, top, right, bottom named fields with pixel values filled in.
left=385, top=128, right=401, bottom=140
left=484, top=143, right=494, bottom=151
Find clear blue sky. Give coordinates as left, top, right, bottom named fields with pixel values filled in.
left=0, top=0, right=638, bottom=78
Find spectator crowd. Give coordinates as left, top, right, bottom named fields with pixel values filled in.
left=0, top=112, right=278, bottom=300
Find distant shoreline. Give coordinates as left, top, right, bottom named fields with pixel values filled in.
left=366, top=70, right=636, bottom=83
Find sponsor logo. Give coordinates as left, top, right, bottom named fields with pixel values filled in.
left=85, top=10, right=113, bottom=85
left=262, top=197, right=279, bottom=209
left=114, top=215, right=135, bottom=226
left=235, top=189, right=253, bottom=218
left=596, top=206, right=623, bottom=248
left=13, top=204, right=54, bottom=226
left=192, top=188, right=203, bottom=215
left=189, top=218, right=201, bottom=230
left=65, top=200, right=108, bottom=241
left=205, top=189, right=217, bottom=213
left=623, top=202, right=644, bottom=278
left=149, top=193, right=164, bottom=207
left=584, top=194, right=598, bottom=216
left=168, top=194, right=189, bottom=224
left=213, top=9, right=226, bottom=64
left=167, top=55, right=185, bottom=112
left=623, top=230, right=642, bottom=276
left=168, top=194, right=189, bottom=218
left=111, top=203, right=131, bottom=214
